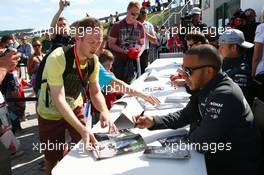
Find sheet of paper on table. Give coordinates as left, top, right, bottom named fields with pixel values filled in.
left=164, top=95, right=190, bottom=103
left=111, top=97, right=144, bottom=129
left=144, top=69, right=160, bottom=82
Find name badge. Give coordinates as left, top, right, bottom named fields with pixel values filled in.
left=83, top=100, right=90, bottom=118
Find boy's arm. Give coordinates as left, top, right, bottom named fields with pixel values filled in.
left=109, top=79, right=160, bottom=105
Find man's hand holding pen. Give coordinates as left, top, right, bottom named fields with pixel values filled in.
left=132, top=111, right=155, bottom=129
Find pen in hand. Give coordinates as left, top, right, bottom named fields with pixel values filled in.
left=134, top=110, right=145, bottom=128
left=140, top=110, right=145, bottom=117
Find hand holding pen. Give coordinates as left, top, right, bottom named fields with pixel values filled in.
left=133, top=110, right=144, bottom=128
left=132, top=111, right=155, bottom=129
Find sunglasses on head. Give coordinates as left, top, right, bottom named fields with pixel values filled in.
left=181, top=65, right=216, bottom=77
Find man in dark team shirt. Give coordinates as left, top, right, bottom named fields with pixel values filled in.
left=134, top=45, right=262, bottom=175
left=219, top=29, right=254, bottom=105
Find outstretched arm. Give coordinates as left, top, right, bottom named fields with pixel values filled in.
left=109, top=79, right=160, bottom=105
left=50, top=0, right=65, bottom=39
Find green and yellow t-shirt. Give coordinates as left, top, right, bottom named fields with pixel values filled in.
left=37, top=47, right=99, bottom=120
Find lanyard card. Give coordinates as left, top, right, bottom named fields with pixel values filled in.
left=83, top=100, right=90, bottom=118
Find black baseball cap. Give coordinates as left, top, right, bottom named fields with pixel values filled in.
left=140, top=8, right=148, bottom=14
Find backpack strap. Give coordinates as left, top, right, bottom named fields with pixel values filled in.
left=44, top=46, right=73, bottom=108
left=87, top=57, right=95, bottom=76
left=62, top=45, right=75, bottom=79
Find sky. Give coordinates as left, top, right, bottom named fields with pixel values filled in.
left=0, top=0, right=156, bottom=31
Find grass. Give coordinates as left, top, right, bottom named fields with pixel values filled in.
left=146, top=9, right=171, bottom=27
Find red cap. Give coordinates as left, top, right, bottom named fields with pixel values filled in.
left=127, top=48, right=140, bottom=60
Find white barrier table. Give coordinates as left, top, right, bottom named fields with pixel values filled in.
left=144, top=58, right=183, bottom=73
left=52, top=58, right=207, bottom=175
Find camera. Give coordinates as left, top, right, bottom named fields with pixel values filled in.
left=64, top=1, right=70, bottom=7
left=181, top=13, right=192, bottom=21
left=0, top=48, right=12, bottom=57
left=181, top=13, right=192, bottom=27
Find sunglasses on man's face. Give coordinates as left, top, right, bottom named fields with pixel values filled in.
left=131, top=12, right=140, bottom=17
left=188, top=41, right=199, bottom=48
left=181, top=65, right=216, bottom=77
left=33, top=44, right=41, bottom=48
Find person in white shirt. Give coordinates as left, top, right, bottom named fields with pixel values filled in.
left=109, top=14, right=115, bottom=26
left=252, top=9, right=264, bottom=76
left=10, top=34, right=20, bottom=49
left=156, top=25, right=170, bottom=55
left=252, top=8, right=264, bottom=101
left=137, top=7, right=158, bottom=74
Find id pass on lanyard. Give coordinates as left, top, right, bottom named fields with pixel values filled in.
left=83, top=100, right=90, bottom=118
left=74, top=46, right=90, bottom=118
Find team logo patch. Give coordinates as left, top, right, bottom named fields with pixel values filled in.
left=206, top=101, right=223, bottom=119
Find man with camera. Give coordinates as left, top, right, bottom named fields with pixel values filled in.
left=190, top=7, right=207, bottom=31
left=179, top=8, right=208, bottom=53
left=231, top=9, right=260, bottom=72
left=0, top=49, right=20, bottom=83
left=0, top=48, right=21, bottom=175
left=49, top=0, right=73, bottom=50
